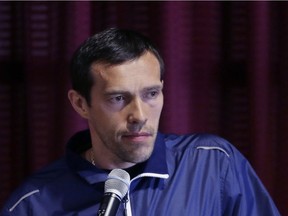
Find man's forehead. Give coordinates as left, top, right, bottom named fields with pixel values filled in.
left=90, top=53, right=160, bottom=79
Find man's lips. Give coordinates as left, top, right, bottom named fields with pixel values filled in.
left=121, top=132, right=152, bottom=141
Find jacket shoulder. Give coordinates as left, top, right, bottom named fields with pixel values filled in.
left=1, top=158, right=68, bottom=214
left=163, top=133, right=236, bottom=158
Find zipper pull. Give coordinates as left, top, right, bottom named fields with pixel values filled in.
left=122, top=195, right=129, bottom=216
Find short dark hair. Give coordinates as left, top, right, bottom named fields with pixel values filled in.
left=70, top=28, right=164, bottom=105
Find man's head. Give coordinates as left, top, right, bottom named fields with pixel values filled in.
left=70, top=28, right=164, bottom=106
left=68, top=28, right=165, bottom=169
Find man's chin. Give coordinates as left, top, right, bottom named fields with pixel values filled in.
left=124, top=147, right=154, bottom=164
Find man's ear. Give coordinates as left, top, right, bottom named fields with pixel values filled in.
left=67, top=90, right=89, bottom=119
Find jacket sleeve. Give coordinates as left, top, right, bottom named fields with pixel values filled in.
left=221, top=145, right=281, bottom=216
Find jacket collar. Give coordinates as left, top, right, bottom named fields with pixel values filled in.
left=66, top=130, right=168, bottom=184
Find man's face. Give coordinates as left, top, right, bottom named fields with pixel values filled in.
left=86, top=52, right=164, bottom=169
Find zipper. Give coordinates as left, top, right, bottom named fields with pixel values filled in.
left=124, top=188, right=134, bottom=216
left=123, top=195, right=130, bottom=216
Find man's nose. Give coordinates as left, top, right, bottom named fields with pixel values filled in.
left=127, top=98, right=147, bottom=127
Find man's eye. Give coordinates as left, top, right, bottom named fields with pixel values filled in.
left=146, top=91, right=159, bottom=99
left=110, top=95, right=125, bottom=103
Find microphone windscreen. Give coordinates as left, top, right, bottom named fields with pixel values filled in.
left=105, top=169, right=130, bottom=199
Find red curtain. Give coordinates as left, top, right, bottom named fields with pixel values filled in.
left=0, top=1, right=287, bottom=214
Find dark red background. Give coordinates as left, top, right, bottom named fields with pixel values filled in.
left=0, top=1, right=287, bottom=214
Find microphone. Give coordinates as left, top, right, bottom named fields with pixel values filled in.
left=97, top=169, right=131, bottom=216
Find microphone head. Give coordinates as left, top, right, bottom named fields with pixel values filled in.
left=105, top=169, right=130, bottom=199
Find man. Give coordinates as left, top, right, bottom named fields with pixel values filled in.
left=1, top=28, right=280, bottom=215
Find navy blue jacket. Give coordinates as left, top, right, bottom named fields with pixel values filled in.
left=1, top=130, right=280, bottom=215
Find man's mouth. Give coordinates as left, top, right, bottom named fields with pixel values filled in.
left=121, top=132, right=152, bottom=142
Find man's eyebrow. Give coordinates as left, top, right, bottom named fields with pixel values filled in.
left=142, top=85, right=163, bottom=92
left=104, top=90, right=130, bottom=96
left=104, top=85, right=163, bottom=95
